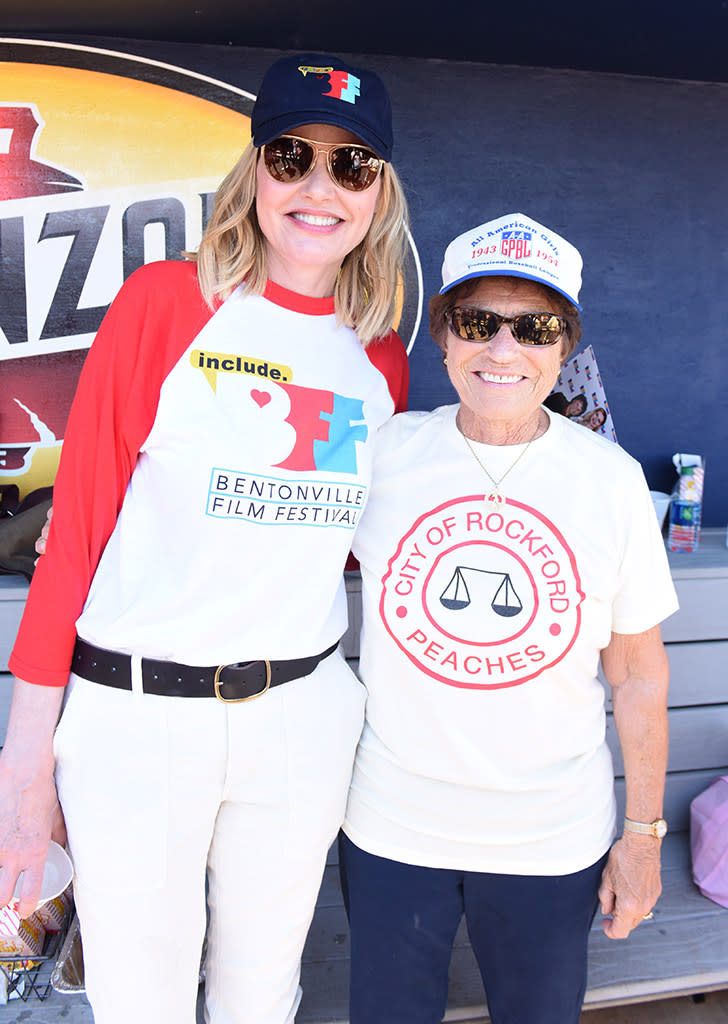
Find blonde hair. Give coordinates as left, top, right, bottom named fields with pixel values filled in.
left=192, top=142, right=409, bottom=345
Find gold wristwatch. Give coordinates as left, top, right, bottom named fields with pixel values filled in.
left=623, top=816, right=668, bottom=839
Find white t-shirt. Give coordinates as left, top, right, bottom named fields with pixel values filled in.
left=345, top=405, right=678, bottom=875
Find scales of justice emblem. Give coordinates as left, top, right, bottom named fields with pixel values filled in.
left=426, top=543, right=536, bottom=649
left=440, top=565, right=523, bottom=618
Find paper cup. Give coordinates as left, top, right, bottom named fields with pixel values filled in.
left=11, top=841, right=73, bottom=908
left=650, top=491, right=671, bottom=531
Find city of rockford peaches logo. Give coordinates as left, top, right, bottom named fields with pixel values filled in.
left=380, top=495, right=584, bottom=690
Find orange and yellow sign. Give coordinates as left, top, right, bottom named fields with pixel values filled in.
left=0, top=41, right=253, bottom=502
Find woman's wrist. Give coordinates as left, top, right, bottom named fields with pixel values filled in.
left=623, top=815, right=667, bottom=839
left=1, top=678, right=64, bottom=775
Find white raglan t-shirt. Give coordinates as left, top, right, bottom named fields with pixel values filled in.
left=11, top=262, right=408, bottom=683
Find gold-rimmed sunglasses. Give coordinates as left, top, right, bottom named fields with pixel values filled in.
left=261, top=134, right=383, bottom=192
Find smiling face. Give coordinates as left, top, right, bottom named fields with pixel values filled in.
left=584, top=408, right=607, bottom=430
left=564, top=395, right=587, bottom=418
left=255, top=123, right=383, bottom=297
left=444, top=277, right=566, bottom=445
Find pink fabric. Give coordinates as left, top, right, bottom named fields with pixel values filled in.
left=690, top=775, right=728, bottom=908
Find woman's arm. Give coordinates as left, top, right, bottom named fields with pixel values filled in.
left=0, top=679, right=66, bottom=917
left=1, top=263, right=214, bottom=904
left=598, top=624, right=669, bottom=939
left=11, top=261, right=214, bottom=686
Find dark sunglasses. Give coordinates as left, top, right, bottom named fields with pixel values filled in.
left=261, top=134, right=383, bottom=192
left=445, top=307, right=567, bottom=347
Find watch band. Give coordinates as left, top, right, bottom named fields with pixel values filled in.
left=623, top=816, right=668, bottom=839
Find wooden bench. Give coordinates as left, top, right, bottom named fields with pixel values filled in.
left=298, top=529, right=728, bottom=1021
left=0, top=531, right=726, bottom=1020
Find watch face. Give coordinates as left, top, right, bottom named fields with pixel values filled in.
left=655, top=819, right=668, bottom=838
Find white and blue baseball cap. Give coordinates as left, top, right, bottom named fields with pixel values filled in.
left=440, top=212, right=583, bottom=308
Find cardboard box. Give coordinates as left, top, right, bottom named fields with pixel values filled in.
left=33, top=884, right=72, bottom=934
left=0, top=906, right=45, bottom=968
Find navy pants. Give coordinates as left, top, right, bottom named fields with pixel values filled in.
left=339, top=833, right=608, bottom=1024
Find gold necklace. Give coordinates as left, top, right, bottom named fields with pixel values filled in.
left=460, top=427, right=538, bottom=508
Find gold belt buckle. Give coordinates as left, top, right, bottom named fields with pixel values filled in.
left=214, top=661, right=272, bottom=703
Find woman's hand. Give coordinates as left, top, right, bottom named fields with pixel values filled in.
left=598, top=833, right=661, bottom=939
left=0, top=765, right=66, bottom=918
left=0, top=678, right=66, bottom=918
left=34, top=504, right=53, bottom=563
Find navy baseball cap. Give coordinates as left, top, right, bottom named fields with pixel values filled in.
left=252, top=53, right=393, bottom=161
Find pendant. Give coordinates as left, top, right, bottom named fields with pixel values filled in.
left=484, top=489, right=504, bottom=507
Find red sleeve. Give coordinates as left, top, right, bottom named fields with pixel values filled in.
left=345, top=329, right=409, bottom=571
left=365, top=329, right=409, bottom=413
left=9, top=261, right=215, bottom=686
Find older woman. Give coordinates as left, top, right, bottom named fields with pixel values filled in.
left=0, top=53, right=408, bottom=1024
left=340, top=213, right=678, bottom=1024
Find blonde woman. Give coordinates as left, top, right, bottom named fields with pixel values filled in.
left=0, top=53, right=409, bottom=1024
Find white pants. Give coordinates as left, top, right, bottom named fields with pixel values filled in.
left=53, top=649, right=365, bottom=1024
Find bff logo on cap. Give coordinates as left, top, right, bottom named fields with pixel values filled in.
left=324, top=71, right=361, bottom=104
left=298, top=64, right=361, bottom=105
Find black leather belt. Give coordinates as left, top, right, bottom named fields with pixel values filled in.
left=72, top=637, right=339, bottom=703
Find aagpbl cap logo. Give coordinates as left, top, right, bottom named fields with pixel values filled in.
left=297, top=65, right=361, bottom=105
left=499, top=229, right=533, bottom=261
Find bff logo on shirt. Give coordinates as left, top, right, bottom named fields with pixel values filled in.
left=380, top=495, right=584, bottom=689
left=192, top=348, right=367, bottom=475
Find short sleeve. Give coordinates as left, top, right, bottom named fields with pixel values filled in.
left=611, top=467, right=679, bottom=634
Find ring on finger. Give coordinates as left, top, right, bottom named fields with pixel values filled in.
left=642, top=911, right=654, bottom=920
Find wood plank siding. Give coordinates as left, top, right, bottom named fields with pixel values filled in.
left=0, top=530, right=726, bottom=1020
